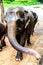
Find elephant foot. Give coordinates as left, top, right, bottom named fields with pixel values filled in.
left=1, top=41, right=6, bottom=47
left=27, top=42, right=31, bottom=46
left=15, top=53, right=23, bottom=61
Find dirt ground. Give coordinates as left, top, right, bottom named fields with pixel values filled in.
left=0, top=34, right=43, bottom=65
left=0, top=21, right=43, bottom=65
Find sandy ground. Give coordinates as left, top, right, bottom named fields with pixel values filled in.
left=0, top=21, right=43, bottom=65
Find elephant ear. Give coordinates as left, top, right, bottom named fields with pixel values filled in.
left=31, top=11, right=38, bottom=24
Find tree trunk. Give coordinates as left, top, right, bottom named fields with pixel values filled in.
left=0, top=0, right=4, bottom=22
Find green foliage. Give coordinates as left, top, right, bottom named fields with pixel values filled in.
left=3, top=0, right=40, bottom=7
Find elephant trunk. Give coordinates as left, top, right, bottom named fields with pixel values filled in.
left=7, top=22, right=41, bottom=60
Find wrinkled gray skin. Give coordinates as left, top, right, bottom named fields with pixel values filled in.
left=5, top=7, right=41, bottom=60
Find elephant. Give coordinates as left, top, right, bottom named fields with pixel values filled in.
left=0, top=7, right=41, bottom=61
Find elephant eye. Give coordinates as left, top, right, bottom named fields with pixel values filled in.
left=20, top=13, right=24, bottom=18
left=16, top=11, right=24, bottom=18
